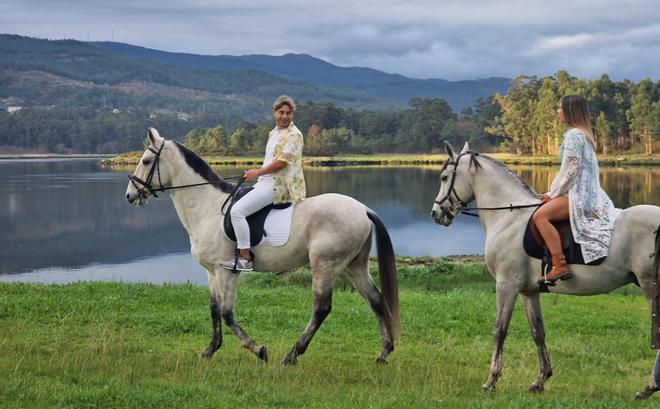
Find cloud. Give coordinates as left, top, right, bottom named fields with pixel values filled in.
left=532, top=34, right=596, bottom=55
left=1, top=0, right=658, bottom=80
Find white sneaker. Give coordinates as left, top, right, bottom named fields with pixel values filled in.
left=220, top=256, right=253, bottom=272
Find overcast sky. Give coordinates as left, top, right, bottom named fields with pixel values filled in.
left=2, top=0, right=659, bottom=81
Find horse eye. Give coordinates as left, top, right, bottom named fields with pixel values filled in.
left=142, top=159, right=151, bottom=165
left=441, top=175, right=448, bottom=181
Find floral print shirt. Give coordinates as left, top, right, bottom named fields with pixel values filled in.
left=270, top=122, right=306, bottom=204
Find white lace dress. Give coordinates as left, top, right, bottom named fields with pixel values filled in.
left=547, top=128, right=621, bottom=263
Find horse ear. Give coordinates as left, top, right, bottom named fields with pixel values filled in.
left=460, top=142, right=470, bottom=154
left=443, top=141, right=456, bottom=160
left=147, top=128, right=163, bottom=146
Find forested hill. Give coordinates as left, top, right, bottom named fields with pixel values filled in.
left=95, top=41, right=510, bottom=111
left=0, top=34, right=392, bottom=118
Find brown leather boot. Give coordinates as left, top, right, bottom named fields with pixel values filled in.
left=537, top=253, right=572, bottom=283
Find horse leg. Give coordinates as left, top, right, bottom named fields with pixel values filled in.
left=282, top=263, right=337, bottom=365
left=634, top=277, right=660, bottom=399
left=199, top=270, right=223, bottom=358
left=635, top=352, right=660, bottom=400
left=522, top=292, right=553, bottom=392
left=483, top=283, right=518, bottom=392
left=215, top=269, right=268, bottom=362
left=345, top=246, right=394, bottom=364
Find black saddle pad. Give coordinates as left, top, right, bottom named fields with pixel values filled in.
left=523, top=210, right=605, bottom=265
left=223, top=186, right=291, bottom=247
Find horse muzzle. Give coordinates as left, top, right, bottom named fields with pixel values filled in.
left=431, top=204, right=457, bottom=226
left=125, top=190, right=148, bottom=206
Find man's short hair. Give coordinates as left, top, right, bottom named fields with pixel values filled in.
left=273, top=95, right=296, bottom=112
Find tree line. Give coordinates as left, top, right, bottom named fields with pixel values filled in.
left=489, top=72, right=658, bottom=155
left=185, top=72, right=658, bottom=156
left=0, top=72, right=657, bottom=155
left=184, top=97, right=498, bottom=156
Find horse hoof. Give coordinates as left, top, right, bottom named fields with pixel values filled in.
left=374, top=356, right=388, bottom=364
left=257, top=346, right=268, bottom=363
left=199, top=349, right=214, bottom=359
left=528, top=383, right=544, bottom=393
left=281, top=356, right=298, bottom=366
left=634, top=386, right=659, bottom=400
left=482, top=381, right=496, bottom=393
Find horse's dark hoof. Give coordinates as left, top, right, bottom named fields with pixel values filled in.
left=281, top=355, right=298, bottom=366
left=199, top=349, right=214, bottom=359
left=634, top=386, right=659, bottom=400
left=528, top=383, right=544, bottom=393
left=374, top=356, right=388, bottom=364
left=257, top=346, right=268, bottom=362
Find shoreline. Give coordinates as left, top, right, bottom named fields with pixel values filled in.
left=0, top=153, right=115, bottom=160
left=98, top=152, right=660, bottom=167
left=1, top=152, right=657, bottom=167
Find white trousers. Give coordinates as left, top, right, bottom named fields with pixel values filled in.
left=230, top=181, right=274, bottom=249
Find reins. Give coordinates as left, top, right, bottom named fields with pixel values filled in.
left=460, top=203, right=544, bottom=217
left=435, top=150, right=544, bottom=217
left=128, top=141, right=244, bottom=200
left=220, top=177, right=247, bottom=215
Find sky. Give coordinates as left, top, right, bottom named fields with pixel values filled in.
left=2, top=0, right=659, bottom=81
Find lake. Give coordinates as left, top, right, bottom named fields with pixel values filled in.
left=0, top=159, right=657, bottom=284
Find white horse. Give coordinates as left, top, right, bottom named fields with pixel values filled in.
left=125, top=128, right=400, bottom=364
left=431, top=141, right=660, bottom=398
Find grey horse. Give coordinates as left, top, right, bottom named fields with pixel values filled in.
left=125, top=128, right=400, bottom=364
left=431, top=141, right=660, bottom=398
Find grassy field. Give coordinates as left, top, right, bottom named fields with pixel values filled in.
left=0, top=260, right=657, bottom=408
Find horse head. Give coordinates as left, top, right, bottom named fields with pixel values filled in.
left=125, top=128, right=173, bottom=206
left=431, top=141, right=478, bottom=226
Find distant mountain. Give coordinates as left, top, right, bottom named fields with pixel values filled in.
left=96, top=42, right=511, bottom=111
left=0, top=34, right=392, bottom=121
left=0, top=34, right=510, bottom=118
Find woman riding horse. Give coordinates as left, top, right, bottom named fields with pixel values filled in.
left=221, top=95, right=306, bottom=272
left=533, top=95, right=620, bottom=282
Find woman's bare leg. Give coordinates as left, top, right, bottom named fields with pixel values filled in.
left=532, top=196, right=569, bottom=255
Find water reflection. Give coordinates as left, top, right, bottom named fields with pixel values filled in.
left=512, top=166, right=659, bottom=209
left=0, top=159, right=657, bottom=283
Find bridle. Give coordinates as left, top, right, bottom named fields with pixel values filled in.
left=128, top=141, right=242, bottom=200
left=434, top=151, right=543, bottom=218
left=434, top=150, right=479, bottom=211
left=128, top=142, right=166, bottom=199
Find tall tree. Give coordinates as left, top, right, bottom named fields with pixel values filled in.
left=628, top=78, right=657, bottom=154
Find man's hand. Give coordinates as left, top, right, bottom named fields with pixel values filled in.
left=243, top=169, right=261, bottom=181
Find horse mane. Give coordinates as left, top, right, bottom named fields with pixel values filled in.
left=173, top=141, right=234, bottom=193
left=472, top=153, right=538, bottom=198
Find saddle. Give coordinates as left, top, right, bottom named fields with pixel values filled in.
left=223, top=186, right=291, bottom=247
left=523, top=210, right=606, bottom=266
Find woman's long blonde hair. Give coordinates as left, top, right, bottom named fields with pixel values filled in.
left=561, top=95, right=596, bottom=150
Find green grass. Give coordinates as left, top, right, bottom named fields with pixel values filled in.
left=0, top=260, right=656, bottom=408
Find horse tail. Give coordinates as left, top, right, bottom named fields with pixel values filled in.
left=367, top=209, right=401, bottom=340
